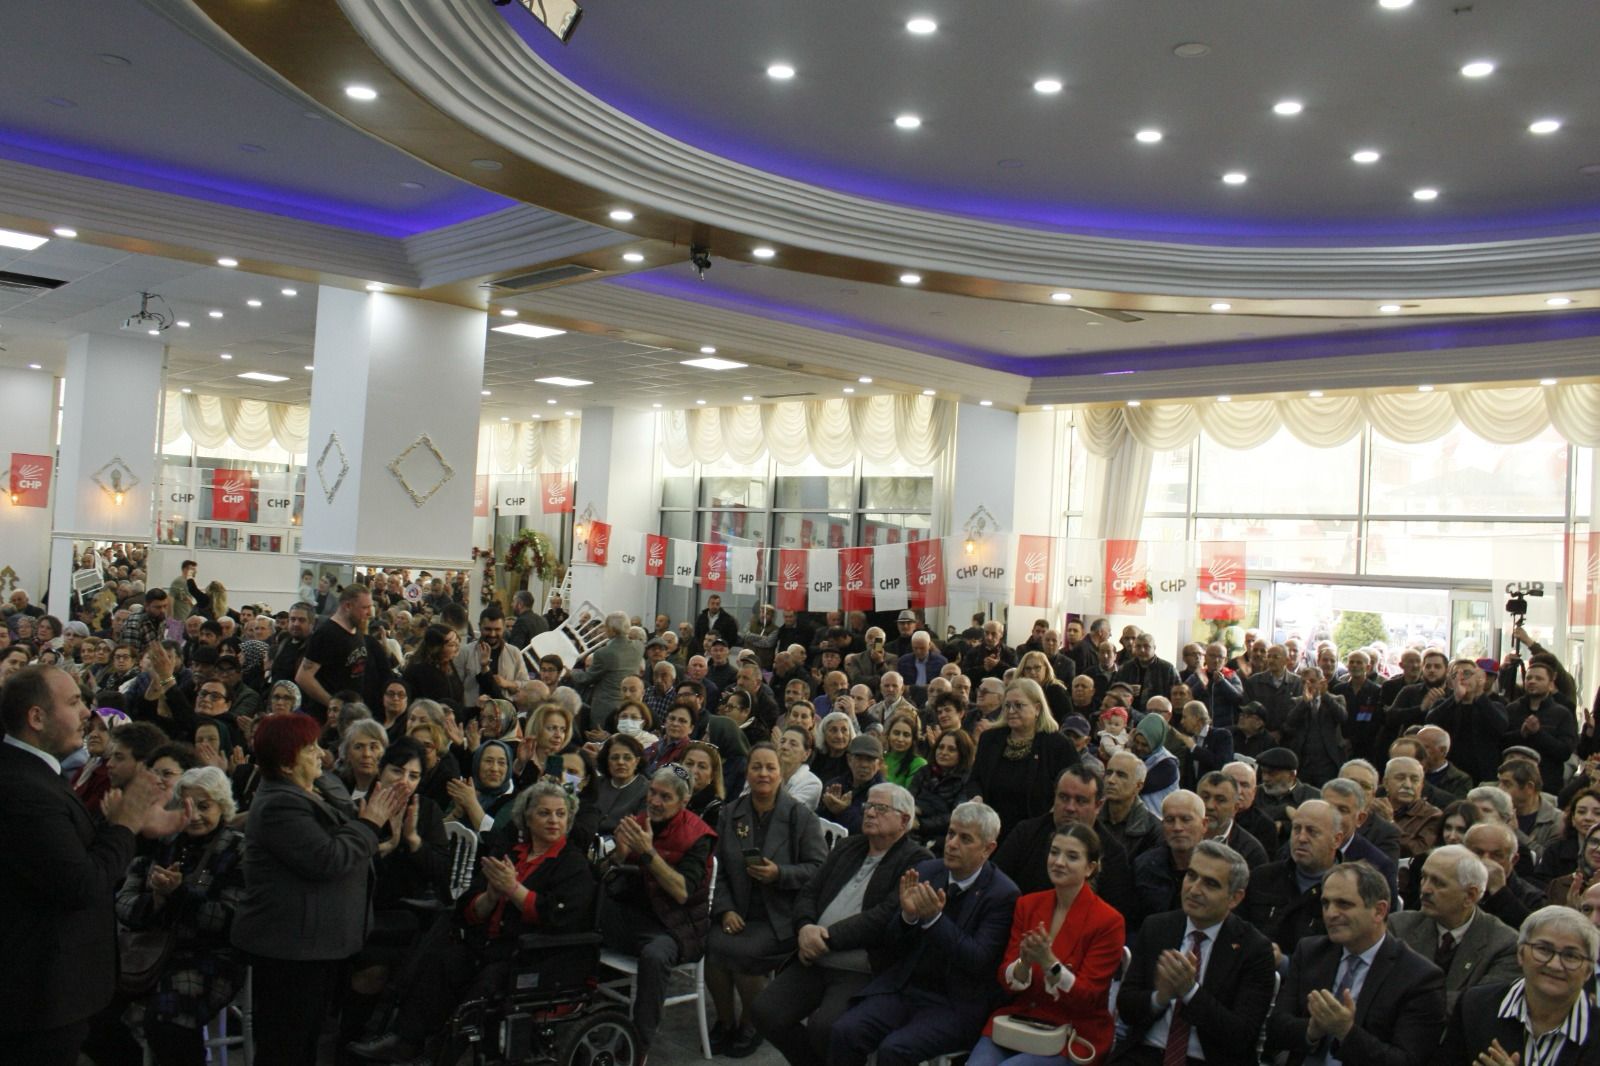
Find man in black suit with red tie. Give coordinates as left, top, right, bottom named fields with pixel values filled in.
left=1114, top=839, right=1277, bottom=1065
left=0, top=666, right=167, bottom=1065
left=1267, top=861, right=1445, bottom=1066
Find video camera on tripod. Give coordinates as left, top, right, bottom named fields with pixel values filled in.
left=1505, top=581, right=1544, bottom=649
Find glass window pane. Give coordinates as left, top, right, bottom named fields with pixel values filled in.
left=1067, top=421, right=1088, bottom=514
left=1194, top=517, right=1359, bottom=574
left=861, top=513, right=932, bottom=545
left=660, top=511, right=694, bottom=541
left=699, top=475, right=767, bottom=509
left=1575, top=447, right=1592, bottom=519
left=1140, top=516, right=1188, bottom=544
left=1365, top=520, right=1564, bottom=581
left=699, top=509, right=767, bottom=548
left=772, top=512, right=851, bottom=551
left=1271, top=582, right=1450, bottom=663
left=1368, top=423, right=1568, bottom=517
left=661, top=473, right=693, bottom=508
left=1144, top=445, right=1191, bottom=515
left=861, top=476, right=933, bottom=511
left=1196, top=427, right=1361, bottom=515
left=775, top=475, right=852, bottom=509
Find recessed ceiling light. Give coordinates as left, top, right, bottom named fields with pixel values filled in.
left=1172, top=42, right=1210, bottom=58
left=622, top=252, right=645, bottom=263
left=492, top=323, right=567, bottom=339
left=208, top=310, right=224, bottom=319
left=52, top=227, right=77, bottom=238
left=481, top=389, right=492, bottom=396
left=1529, top=119, right=1562, bottom=134
left=0, top=228, right=48, bottom=251
left=651, top=403, right=662, bottom=408
left=1351, top=149, right=1381, bottom=164
left=175, top=320, right=190, bottom=328
left=695, top=399, right=707, bottom=405
left=469, top=159, right=503, bottom=171
left=500, top=416, right=510, bottom=422
left=979, top=400, right=993, bottom=407
left=500, top=308, right=519, bottom=317
left=1135, top=129, right=1163, bottom=144
left=564, top=410, right=575, bottom=417
left=742, top=395, right=754, bottom=402
left=680, top=357, right=748, bottom=371
left=547, top=399, right=557, bottom=405
left=858, top=376, right=873, bottom=384
left=532, top=413, right=542, bottom=418
left=1308, top=390, right=1324, bottom=398
left=180, top=387, right=192, bottom=394
left=1033, top=78, right=1063, bottom=95
left=238, top=143, right=266, bottom=154
left=1210, top=302, right=1232, bottom=311
left=1126, top=400, right=1141, bottom=408
left=27, top=363, right=41, bottom=370
left=1460, top=60, right=1495, bottom=78
left=766, top=63, right=795, bottom=80
left=1272, top=100, right=1304, bottom=116
left=609, top=209, right=635, bottom=221
left=1539, top=378, right=1559, bottom=386
left=237, top=371, right=288, bottom=383
left=1216, top=395, right=1232, bottom=403
left=345, top=85, right=378, bottom=101
left=1050, top=292, right=1073, bottom=302
left=1412, top=187, right=1439, bottom=201
left=304, top=365, right=315, bottom=371
left=1222, top=171, right=1248, bottom=185
left=751, top=247, right=776, bottom=259
left=219, top=352, right=233, bottom=360
left=147, top=328, right=160, bottom=336
left=1379, top=0, right=1413, bottom=8
left=216, top=257, right=238, bottom=268
left=894, top=114, right=922, bottom=130
left=699, top=346, right=717, bottom=354
left=535, top=376, right=593, bottom=387
left=281, top=288, right=297, bottom=297
left=1378, top=304, right=1402, bottom=313
left=1417, top=384, right=1434, bottom=392
left=906, top=17, right=937, bottom=34
left=246, top=299, right=262, bottom=308
left=365, top=282, right=384, bottom=292
left=1546, top=296, right=1573, bottom=306
left=843, top=387, right=856, bottom=394
left=1042, top=404, right=1054, bottom=411
left=899, top=273, right=922, bottom=285
left=922, top=389, right=936, bottom=396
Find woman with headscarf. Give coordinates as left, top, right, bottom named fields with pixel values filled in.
left=1131, top=712, right=1180, bottom=816
left=72, top=706, right=130, bottom=812
left=444, top=738, right=518, bottom=835
left=266, top=679, right=303, bottom=716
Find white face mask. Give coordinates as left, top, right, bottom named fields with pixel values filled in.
left=618, top=718, right=642, bottom=736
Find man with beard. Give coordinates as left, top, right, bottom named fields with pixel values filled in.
left=269, top=601, right=315, bottom=685
left=1424, top=661, right=1508, bottom=785
left=1501, top=660, right=1576, bottom=798
left=295, top=584, right=374, bottom=723
left=456, top=605, right=528, bottom=704
left=1381, top=648, right=1450, bottom=748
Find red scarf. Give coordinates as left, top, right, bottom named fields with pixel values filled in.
left=469, top=836, right=568, bottom=938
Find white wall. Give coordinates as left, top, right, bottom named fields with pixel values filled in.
left=147, top=545, right=306, bottom=614
left=0, top=369, right=58, bottom=598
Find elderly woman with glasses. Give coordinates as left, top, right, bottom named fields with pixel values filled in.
left=1436, top=904, right=1600, bottom=1063
left=968, top=678, right=1078, bottom=843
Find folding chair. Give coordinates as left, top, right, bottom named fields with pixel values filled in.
left=818, top=818, right=850, bottom=849
left=444, top=820, right=479, bottom=900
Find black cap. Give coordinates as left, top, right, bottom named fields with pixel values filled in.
left=1257, top=747, right=1299, bottom=771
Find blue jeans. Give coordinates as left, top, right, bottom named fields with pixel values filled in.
left=967, top=1034, right=1080, bottom=1066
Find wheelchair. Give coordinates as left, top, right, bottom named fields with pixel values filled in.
left=432, top=930, right=642, bottom=1066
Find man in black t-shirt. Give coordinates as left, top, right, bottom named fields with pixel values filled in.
left=269, top=601, right=315, bottom=685
left=295, top=584, right=373, bottom=721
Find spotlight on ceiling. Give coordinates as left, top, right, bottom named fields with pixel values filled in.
left=121, top=291, right=175, bottom=334
left=492, top=0, right=582, bottom=43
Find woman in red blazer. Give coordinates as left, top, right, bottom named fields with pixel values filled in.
left=969, top=823, right=1126, bottom=1065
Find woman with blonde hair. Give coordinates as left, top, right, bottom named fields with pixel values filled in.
left=1017, top=650, right=1072, bottom=725
left=968, top=677, right=1076, bottom=842
left=514, top=701, right=573, bottom=786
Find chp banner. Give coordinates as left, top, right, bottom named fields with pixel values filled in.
left=873, top=542, right=909, bottom=611
left=1198, top=541, right=1247, bottom=621
left=578, top=520, right=611, bottom=566
left=1061, top=537, right=1102, bottom=616
left=807, top=548, right=839, bottom=612
left=617, top=532, right=643, bottom=575
left=775, top=549, right=808, bottom=612
left=540, top=472, right=574, bottom=514
left=254, top=472, right=296, bottom=527
left=728, top=546, right=761, bottom=597
left=671, top=539, right=696, bottom=587
left=1570, top=532, right=1600, bottom=629
left=1104, top=539, right=1149, bottom=615
left=643, top=534, right=668, bottom=579
left=699, top=543, right=728, bottom=592
left=946, top=534, right=1013, bottom=603
left=210, top=468, right=255, bottom=522
left=907, top=536, right=947, bottom=609
left=473, top=474, right=489, bottom=518
left=1014, top=534, right=1054, bottom=608
left=840, top=546, right=874, bottom=612
left=496, top=479, right=534, bottom=515
left=8, top=453, right=51, bottom=508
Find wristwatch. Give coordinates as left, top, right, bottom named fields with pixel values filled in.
left=1047, top=961, right=1066, bottom=981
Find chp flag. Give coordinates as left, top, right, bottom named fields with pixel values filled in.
left=775, top=549, right=808, bottom=612
left=671, top=539, right=696, bottom=587
left=728, top=546, right=761, bottom=597
left=807, top=548, right=839, bottom=612
left=840, top=546, right=874, bottom=612
left=699, top=543, right=728, bottom=592
left=643, top=534, right=668, bottom=579
left=1060, top=537, right=1102, bottom=616
left=210, top=468, right=255, bottom=522
left=1198, top=542, right=1247, bottom=621
left=907, top=536, right=947, bottom=609
left=1103, top=539, right=1149, bottom=616
left=8, top=453, right=51, bottom=508
left=540, top=472, right=574, bottom=514
left=873, top=542, right=909, bottom=612
left=579, top=520, right=612, bottom=566
left=1013, top=534, right=1054, bottom=608
left=618, top=532, right=644, bottom=575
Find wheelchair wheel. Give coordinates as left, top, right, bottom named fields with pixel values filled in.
left=553, top=1009, right=641, bottom=1066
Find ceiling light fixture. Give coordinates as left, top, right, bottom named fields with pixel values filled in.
left=304, top=365, right=315, bottom=371
left=1460, top=60, right=1495, bottom=78
left=979, top=400, right=993, bottom=407
left=1308, top=390, right=1324, bottom=398
left=922, top=389, right=936, bottom=396
left=547, top=399, right=557, bottom=405
left=1529, top=119, right=1562, bottom=134
left=609, top=209, right=634, bottom=221
left=894, top=114, right=922, bottom=129
left=1379, top=0, right=1413, bottom=8
left=1272, top=100, right=1304, bottom=115
left=858, top=376, right=873, bottom=383
left=766, top=63, right=795, bottom=80
left=1216, top=395, right=1232, bottom=403
left=500, top=308, right=518, bottom=317
left=1540, top=378, right=1559, bottom=386
left=281, top=288, right=297, bottom=297
left=246, top=299, right=262, bottom=308
left=27, top=363, right=41, bottom=370
left=148, top=329, right=160, bottom=336
left=742, top=395, right=754, bottom=402
left=216, top=257, right=238, bottom=268
left=1172, top=43, right=1210, bottom=58
left=492, top=323, right=567, bottom=339
left=1546, top=296, right=1573, bottom=306
left=695, top=399, right=707, bottom=405
left=699, top=346, right=717, bottom=354
left=365, top=282, right=384, bottom=292
left=843, top=387, right=855, bottom=394
left=899, top=273, right=923, bottom=285
left=481, top=389, right=492, bottom=396
left=500, top=416, right=510, bottom=422
left=1413, top=187, right=1439, bottom=201
left=564, top=410, right=575, bottom=417
left=175, top=320, right=190, bottom=328
left=1417, top=384, right=1434, bottom=392
left=680, top=357, right=747, bottom=371
left=1050, top=292, right=1073, bottom=302
left=1379, top=304, right=1402, bottom=313
left=906, top=17, right=937, bottom=34
left=751, top=247, right=776, bottom=259
left=208, top=310, right=224, bottom=319
left=237, top=371, right=288, bottom=383
left=219, top=352, right=233, bottom=360
left=1126, top=400, right=1141, bottom=408
left=1135, top=129, right=1163, bottom=143
left=1033, top=78, right=1063, bottom=94
left=622, top=252, right=645, bottom=263
left=1210, top=302, right=1232, bottom=311
left=1351, top=149, right=1381, bottom=164
left=0, top=228, right=48, bottom=251
left=345, top=84, right=378, bottom=100
left=1222, top=171, right=1248, bottom=185
left=534, top=376, right=592, bottom=387
left=53, top=227, right=77, bottom=238
left=180, top=387, right=192, bottom=394
left=651, top=403, right=662, bottom=409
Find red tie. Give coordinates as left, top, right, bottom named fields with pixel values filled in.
left=1163, top=930, right=1208, bottom=1066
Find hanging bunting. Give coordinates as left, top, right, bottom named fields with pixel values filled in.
left=728, top=545, right=761, bottom=597
left=840, top=546, right=874, bottom=612
left=1569, top=532, right=1599, bottom=629
left=1198, top=541, right=1247, bottom=621
left=473, top=474, right=489, bottom=518
left=807, top=548, right=839, bottom=612
left=497, top=478, right=534, bottom=515
left=7, top=453, right=50, bottom=508
left=584, top=520, right=612, bottom=566
left=699, top=542, right=728, bottom=592
left=672, top=539, right=696, bottom=587
left=1014, top=534, right=1054, bottom=608
left=874, top=542, right=909, bottom=611
left=618, top=531, right=644, bottom=575
left=1104, top=539, right=1150, bottom=615
left=907, top=536, right=947, bottom=609
left=541, top=472, right=574, bottom=513
left=644, top=534, right=668, bottom=579
left=776, top=548, right=808, bottom=612
left=1061, top=537, right=1103, bottom=616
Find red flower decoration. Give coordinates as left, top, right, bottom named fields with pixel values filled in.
left=1120, top=580, right=1154, bottom=606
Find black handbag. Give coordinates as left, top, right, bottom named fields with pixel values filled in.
left=118, top=926, right=176, bottom=995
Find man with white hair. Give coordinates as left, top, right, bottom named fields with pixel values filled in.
left=1465, top=821, right=1546, bottom=930
left=1133, top=789, right=1209, bottom=923
left=568, top=610, right=643, bottom=723
left=1114, top=630, right=1180, bottom=715
left=1101, top=750, right=1162, bottom=859
left=959, top=620, right=1014, bottom=685
left=1415, top=723, right=1473, bottom=799
left=1381, top=755, right=1443, bottom=859
left=865, top=670, right=914, bottom=728
left=1388, top=844, right=1519, bottom=1010
left=844, top=626, right=891, bottom=696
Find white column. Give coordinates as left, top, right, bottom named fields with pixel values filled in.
left=0, top=368, right=58, bottom=600
left=47, top=335, right=164, bottom=613
left=569, top=407, right=655, bottom=618
left=948, top=402, right=1019, bottom=635
left=300, top=286, right=486, bottom=571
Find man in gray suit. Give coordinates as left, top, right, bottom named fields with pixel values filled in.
left=1387, top=843, right=1519, bottom=1011
left=569, top=611, right=643, bottom=723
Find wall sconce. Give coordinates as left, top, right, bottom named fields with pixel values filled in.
left=92, top=456, right=139, bottom=507
left=963, top=537, right=976, bottom=556
left=961, top=504, right=998, bottom=558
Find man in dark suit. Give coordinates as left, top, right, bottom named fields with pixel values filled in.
left=1132, top=790, right=1209, bottom=926
left=1266, top=861, right=1446, bottom=1066
left=693, top=593, right=740, bottom=649
left=1172, top=700, right=1234, bottom=790
left=1283, top=667, right=1348, bottom=787
left=1245, top=644, right=1304, bottom=738
left=751, top=782, right=930, bottom=1066
left=993, top=763, right=1136, bottom=921
left=895, top=630, right=948, bottom=690
left=829, top=801, right=1020, bottom=1066
left=1243, top=799, right=1345, bottom=956
left=1388, top=844, right=1520, bottom=1012
left=1196, top=770, right=1269, bottom=868
left=0, top=666, right=166, bottom=1065
left=1114, top=840, right=1278, bottom=1065
left=1114, top=631, right=1180, bottom=715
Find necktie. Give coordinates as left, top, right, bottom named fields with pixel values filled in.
left=1335, top=954, right=1365, bottom=999
left=1435, top=931, right=1457, bottom=971
left=1162, top=930, right=1208, bottom=1066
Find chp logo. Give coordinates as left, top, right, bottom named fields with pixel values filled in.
left=781, top=560, right=804, bottom=592
left=916, top=552, right=940, bottom=586
left=1109, top=554, right=1142, bottom=592
left=218, top=477, right=248, bottom=505
left=705, top=556, right=724, bottom=584
left=844, top=560, right=866, bottom=593
left=1203, top=557, right=1241, bottom=598
left=1021, top=549, right=1048, bottom=585
left=14, top=463, right=44, bottom=491
left=649, top=540, right=665, bottom=566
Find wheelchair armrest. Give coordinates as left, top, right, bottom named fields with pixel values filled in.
left=516, top=931, right=603, bottom=954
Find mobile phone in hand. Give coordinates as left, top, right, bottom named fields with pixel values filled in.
left=743, top=847, right=763, bottom=866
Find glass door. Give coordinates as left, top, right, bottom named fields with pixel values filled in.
left=1448, top=589, right=1493, bottom=661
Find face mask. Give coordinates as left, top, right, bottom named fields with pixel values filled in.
left=618, top=718, right=642, bottom=736
left=562, top=771, right=583, bottom=790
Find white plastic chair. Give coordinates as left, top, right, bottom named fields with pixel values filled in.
left=444, top=820, right=479, bottom=901
left=597, top=857, right=717, bottom=1059
left=201, top=966, right=254, bottom=1066
left=818, top=818, right=850, bottom=849
left=520, top=598, right=608, bottom=673
left=1257, top=970, right=1281, bottom=1064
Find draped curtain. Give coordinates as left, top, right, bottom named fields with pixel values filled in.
left=489, top=419, right=580, bottom=473
left=162, top=392, right=311, bottom=453
left=660, top=395, right=955, bottom=468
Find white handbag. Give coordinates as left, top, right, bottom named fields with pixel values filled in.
left=991, top=1013, right=1097, bottom=1063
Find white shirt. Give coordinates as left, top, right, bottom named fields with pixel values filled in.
left=4, top=732, right=61, bottom=774
left=1141, top=917, right=1224, bottom=1060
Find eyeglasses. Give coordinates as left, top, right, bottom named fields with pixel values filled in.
left=197, top=690, right=228, bottom=701
left=862, top=802, right=898, bottom=815
left=1523, top=941, right=1593, bottom=971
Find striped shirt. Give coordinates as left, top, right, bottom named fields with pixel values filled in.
left=1497, top=978, right=1591, bottom=1066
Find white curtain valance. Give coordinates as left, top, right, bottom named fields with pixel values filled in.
left=661, top=395, right=955, bottom=469
left=163, top=392, right=311, bottom=453
left=490, top=418, right=580, bottom=474
left=1077, top=382, right=1600, bottom=457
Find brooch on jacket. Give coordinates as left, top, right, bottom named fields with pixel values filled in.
left=736, top=821, right=750, bottom=839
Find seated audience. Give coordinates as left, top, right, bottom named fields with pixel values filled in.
left=1196, top=768, right=1270, bottom=868
left=644, top=702, right=695, bottom=772
left=593, top=733, right=648, bottom=835
left=909, top=727, right=976, bottom=846
left=1533, top=785, right=1600, bottom=886
left=1100, top=750, right=1163, bottom=860
left=681, top=740, right=727, bottom=826
left=776, top=722, right=823, bottom=809
left=818, top=733, right=887, bottom=833
left=1382, top=754, right=1444, bottom=859
left=809, top=709, right=856, bottom=783
left=1133, top=790, right=1209, bottom=925
left=1243, top=799, right=1346, bottom=957
left=881, top=709, right=927, bottom=787
left=1389, top=843, right=1520, bottom=1011
left=1467, top=820, right=1547, bottom=929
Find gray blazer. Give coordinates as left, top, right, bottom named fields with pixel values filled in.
left=1389, top=907, right=1521, bottom=1012
left=570, top=635, right=644, bottom=721
left=713, top=789, right=828, bottom=942
left=231, top=777, right=381, bottom=960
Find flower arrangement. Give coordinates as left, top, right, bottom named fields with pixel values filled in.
left=1120, top=580, right=1154, bottom=607
left=505, top=529, right=558, bottom=584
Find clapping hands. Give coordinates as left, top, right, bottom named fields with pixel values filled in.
left=897, top=867, right=946, bottom=923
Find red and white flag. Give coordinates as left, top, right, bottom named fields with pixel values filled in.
left=1570, top=533, right=1600, bottom=629
left=211, top=468, right=254, bottom=522
left=840, top=546, right=874, bottom=612
left=540, top=472, right=573, bottom=514
left=671, top=539, right=696, bottom=587
left=1198, top=542, right=1247, bottom=620
left=874, top=542, right=909, bottom=611
left=473, top=474, right=489, bottom=518
left=8, top=453, right=51, bottom=508
left=643, top=534, right=668, bottom=579
left=1014, top=534, right=1053, bottom=608
left=1103, top=539, right=1149, bottom=616
left=699, top=543, right=728, bottom=592
left=776, top=549, right=808, bottom=612
left=807, top=549, right=839, bottom=612
left=584, top=520, right=612, bottom=566
left=907, top=537, right=947, bottom=609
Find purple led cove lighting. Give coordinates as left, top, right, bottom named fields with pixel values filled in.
left=0, top=131, right=512, bottom=238
left=496, top=10, right=1600, bottom=246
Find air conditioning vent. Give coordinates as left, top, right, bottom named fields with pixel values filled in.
left=1076, top=306, right=1143, bottom=324
left=489, top=264, right=600, bottom=290
left=760, top=391, right=817, bottom=400
left=0, top=270, right=67, bottom=296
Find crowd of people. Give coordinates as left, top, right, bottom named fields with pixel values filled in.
left=4, top=555, right=1600, bottom=1066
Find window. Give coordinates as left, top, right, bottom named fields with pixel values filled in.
left=1144, top=445, right=1191, bottom=515
left=1368, top=423, right=1568, bottom=517
left=1197, top=427, right=1361, bottom=515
